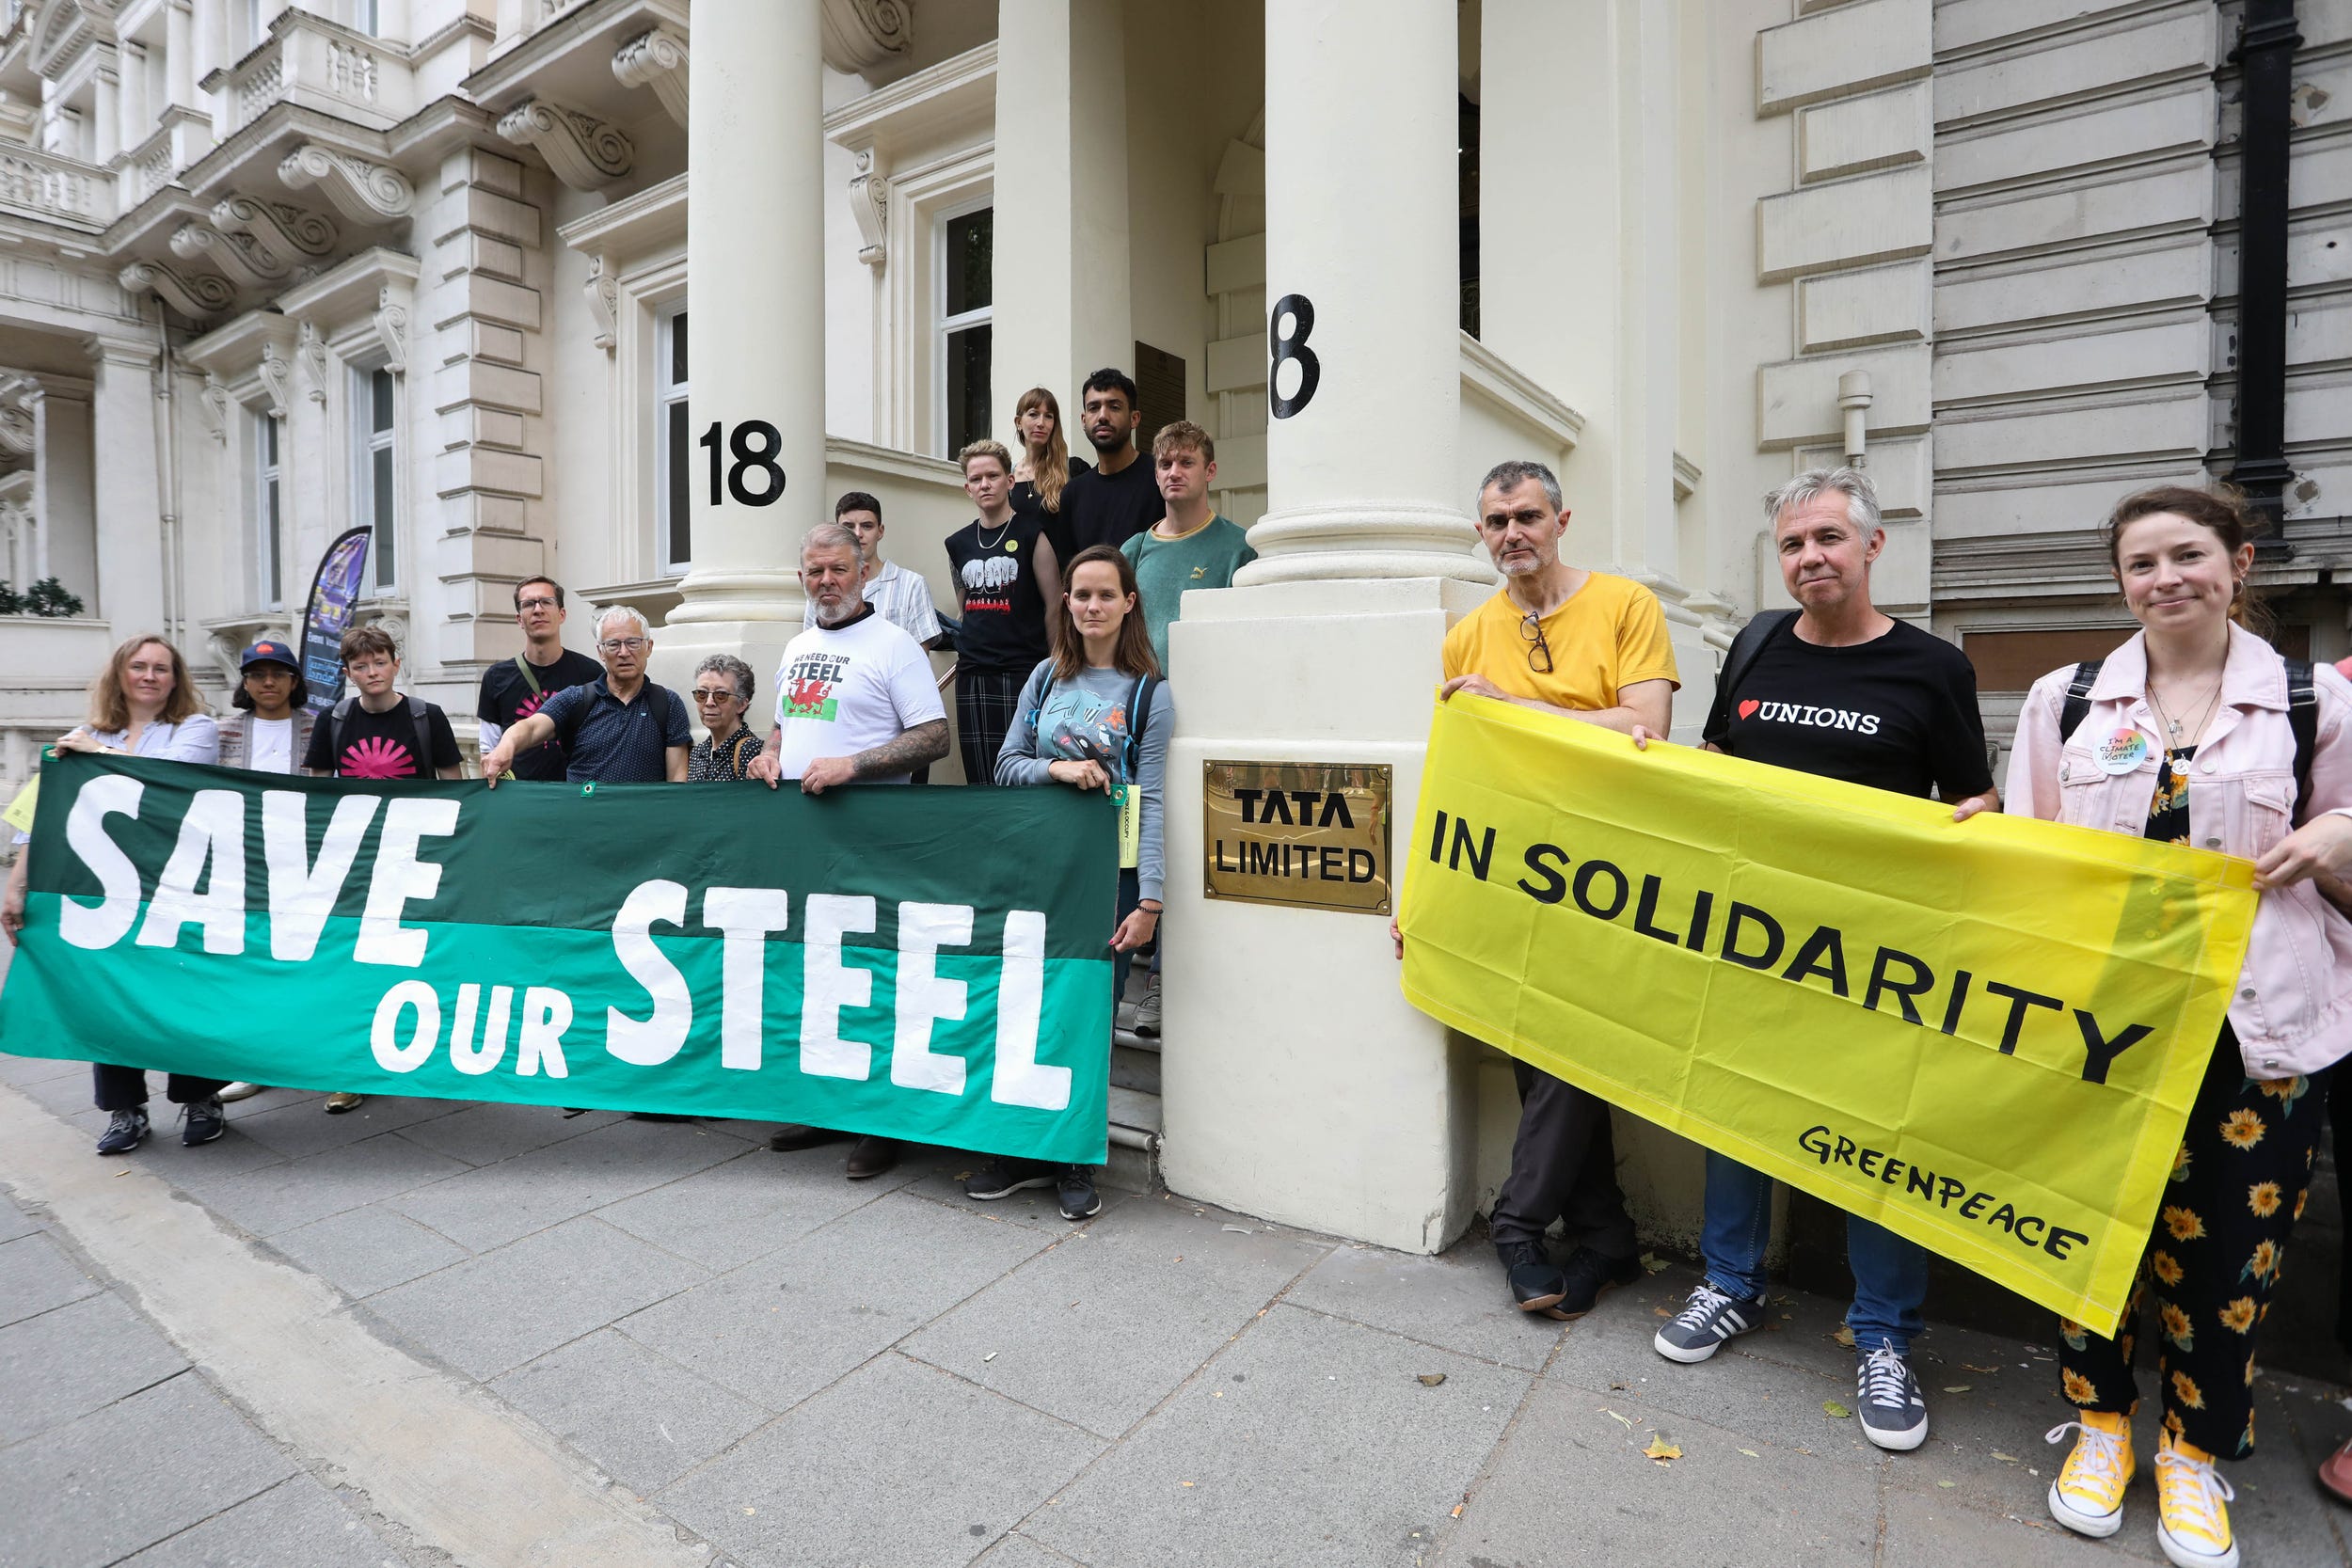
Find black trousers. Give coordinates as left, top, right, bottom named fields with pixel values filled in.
left=92, top=1064, right=227, bottom=1113
left=1489, top=1060, right=1637, bottom=1259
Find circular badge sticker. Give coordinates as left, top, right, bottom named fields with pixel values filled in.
left=2094, top=729, right=2149, bottom=775
left=1007, top=539, right=1019, bottom=553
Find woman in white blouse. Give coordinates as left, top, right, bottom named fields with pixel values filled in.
left=1, top=634, right=229, bottom=1156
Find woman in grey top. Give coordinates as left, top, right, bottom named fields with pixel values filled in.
left=0, top=634, right=230, bottom=1156
left=963, top=545, right=1170, bottom=1222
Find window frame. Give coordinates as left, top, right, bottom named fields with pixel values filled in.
left=932, top=196, right=993, bottom=460
left=655, top=302, right=691, bottom=576
left=350, top=363, right=398, bottom=594
left=255, top=410, right=283, bottom=610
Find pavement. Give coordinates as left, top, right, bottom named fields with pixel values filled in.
left=4, top=1049, right=2352, bottom=1568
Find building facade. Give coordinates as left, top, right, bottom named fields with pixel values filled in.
left=0, top=0, right=2344, bottom=1249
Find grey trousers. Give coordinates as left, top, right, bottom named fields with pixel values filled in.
left=1488, top=1060, right=1637, bottom=1259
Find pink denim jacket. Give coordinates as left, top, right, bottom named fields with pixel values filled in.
left=2009, top=624, right=2352, bottom=1078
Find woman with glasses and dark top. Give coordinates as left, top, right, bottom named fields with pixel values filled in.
left=687, top=654, right=763, bottom=781
left=961, top=545, right=1169, bottom=1222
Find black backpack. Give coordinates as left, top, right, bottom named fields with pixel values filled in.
left=327, top=695, right=436, bottom=774
left=1715, top=610, right=1797, bottom=712
left=2058, top=657, right=2318, bottom=823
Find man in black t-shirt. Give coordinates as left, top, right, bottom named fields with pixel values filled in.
left=476, top=576, right=603, bottom=780
left=1654, top=467, right=1998, bottom=1458
left=1047, top=369, right=1162, bottom=563
left=946, top=439, right=1060, bottom=784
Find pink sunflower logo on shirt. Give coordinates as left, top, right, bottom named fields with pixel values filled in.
left=515, top=689, right=549, bottom=721
left=341, top=736, right=416, bottom=779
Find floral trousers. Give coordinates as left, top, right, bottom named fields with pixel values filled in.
left=2056, top=1027, right=2328, bottom=1459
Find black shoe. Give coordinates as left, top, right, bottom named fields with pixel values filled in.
left=1555, top=1246, right=1642, bottom=1320
left=96, top=1106, right=149, bottom=1155
left=844, top=1135, right=898, bottom=1180
left=1057, top=1166, right=1101, bottom=1220
left=1855, top=1338, right=1929, bottom=1451
left=963, top=1161, right=1053, bottom=1200
left=180, top=1097, right=227, bottom=1147
left=628, top=1111, right=694, bottom=1122
left=1497, top=1240, right=1569, bottom=1318
left=767, top=1123, right=851, bottom=1152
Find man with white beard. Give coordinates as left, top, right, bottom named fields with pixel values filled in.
left=751, top=520, right=951, bottom=1180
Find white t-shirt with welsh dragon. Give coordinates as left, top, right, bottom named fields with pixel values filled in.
left=771, top=606, right=945, bottom=784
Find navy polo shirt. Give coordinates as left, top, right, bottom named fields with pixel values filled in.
left=535, top=677, right=691, bottom=783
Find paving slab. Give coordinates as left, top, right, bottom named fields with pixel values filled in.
left=0, top=1197, right=38, bottom=1244
left=262, top=1203, right=472, bottom=1300
left=393, top=1101, right=624, bottom=1166
left=115, top=1473, right=410, bottom=1568
left=1026, top=1303, right=1531, bottom=1568
left=383, top=1117, right=755, bottom=1251
left=0, top=1050, right=85, bottom=1088
left=130, top=1127, right=296, bottom=1190
left=491, top=1327, right=770, bottom=1494
left=0, top=1373, right=296, bottom=1568
left=618, top=1190, right=1055, bottom=1413
left=596, top=1145, right=901, bottom=1271
left=899, top=1162, right=1138, bottom=1235
left=659, top=1352, right=1100, bottom=1568
left=1878, top=1481, right=2138, bottom=1567
left=226, top=1095, right=470, bottom=1161
left=362, top=1215, right=707, bottom=1380
left=904, top=1195, right=1331, bottom=1438
left=0, top=1291, right=191, bottom=1444
left=1434, top=1375, right=1884, bottom=1568
left=0, top=1227, right=98, bottom=1326
left=1285, top=1240, right=1558, bottom=1371
left=970, top=1534, right=1088, bottom=1567
left=194, top=1134, right=471, bottom=1238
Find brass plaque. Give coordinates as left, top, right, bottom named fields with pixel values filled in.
left=1203, top=760, right=1393, bottom=914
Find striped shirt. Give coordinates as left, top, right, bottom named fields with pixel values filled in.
left=803, top=560, right=942, bottom=646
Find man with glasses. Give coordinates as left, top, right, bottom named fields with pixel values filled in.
left=480, top=605, right=691, bottom=785
left=1433, top=458, right=1678, bottom=1322
left=476, top=576, right=603, bottom=780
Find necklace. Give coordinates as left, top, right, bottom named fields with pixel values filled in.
left=2146, top=648, right=2227, bottom=747
left=976, top=515, right=1013, bottom=551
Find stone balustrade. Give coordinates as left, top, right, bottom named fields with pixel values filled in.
left=207, top=11, right=415, bottom=135
left=0, top=144, right=111, bottom=230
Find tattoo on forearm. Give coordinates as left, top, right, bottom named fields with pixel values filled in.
left=851, top=719, right=949, bottom=780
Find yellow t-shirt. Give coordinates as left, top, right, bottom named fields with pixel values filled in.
left=1441, top=572, right=1680, bottom=709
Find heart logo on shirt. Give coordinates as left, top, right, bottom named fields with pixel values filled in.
left=1738, top=699, right=1760, bottom=720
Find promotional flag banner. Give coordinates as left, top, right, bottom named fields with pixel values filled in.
left=2, top=754, right=1120, bottom=1164
left=1399, top=694, right=2259, bottom=1335
left=297, top=527, right=373, bottom=717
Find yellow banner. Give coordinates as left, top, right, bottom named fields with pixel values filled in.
left=1399, top=694, right=2257, bottom=1335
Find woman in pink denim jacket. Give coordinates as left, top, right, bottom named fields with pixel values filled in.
left=2011, top=486, right=2352, bottom=1568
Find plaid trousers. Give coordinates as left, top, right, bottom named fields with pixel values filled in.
left=956, top=668, right=1025, bottom=785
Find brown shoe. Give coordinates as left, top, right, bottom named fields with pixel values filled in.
left=767, top=1123, right=851, bottom=1152
left=323, top=1092, right=364, bottom=1114
left=2321, top=1435, right=2352, bottom=1504
left=844, top=1135, right=898, bottom=1180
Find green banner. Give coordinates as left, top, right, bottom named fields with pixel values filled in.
left=1, top=754, right=1119, bottom=1164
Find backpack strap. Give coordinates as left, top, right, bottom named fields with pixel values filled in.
left=1124, top=673, right=1160, bottom=784
left=328, top=696, right=357, bottom=760
left=2058, top=659, right=2105, bottom=745
left=512, top=654, right=543, bottom=699
left=1717, top=610, right=1796, bottom=710
left=2286, top=657, right=2317, bottom=824
left=405, top=696, right=434, bottom=773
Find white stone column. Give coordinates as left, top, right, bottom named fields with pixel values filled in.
left=167, top=2, right=198, bottom=111
left=1159, top=1, right=1492, bottom=1254
left=990, top=0, right=1131, bottom=420
left=86, top=338, right=167, bottom=635
left=92, top=64, right=119, bottom=166
left=33, top=384, right=95, bottom=610
left=660, top=0, right=825, bottom=692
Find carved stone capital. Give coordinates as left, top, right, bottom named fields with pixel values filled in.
left=584, top=254, right=617, bottom=354
left=257, top=340, right=294, bottom=420
left=212, top=194, right=339, bottom=259
left=497, top=99, right=633, bottom=192
left=374, top=284, right=409, bottom=375
left=198, top=374, right=232, bottom=444
left=819, top=0, right=912, bottom=73
left=169, top=221, right=290, bottom=287
left=296, top=320, right=330, bottom=404
left=119, top=260, right=235, bottom=320
left=849, top=148, right=888, bottom=271
left=278, top=143, right=414, bottom=225
left=612, top=26, right=689, bottom=129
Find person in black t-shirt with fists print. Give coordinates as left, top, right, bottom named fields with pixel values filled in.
left=1652, top=467, right=1997, bottom=1458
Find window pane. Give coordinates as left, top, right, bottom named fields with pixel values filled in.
left=946, top=323, right=992, bottom=456
left=372, top=368, right=394, bottom=434
left=669, top=309, right=689, bottom=387
left=265, top=480, right=281, bottom=599
left=945, top=208, right=993, bottom=316
left=664, top=398, right=691, bottom=567
left=373, top=446, right=395, bottom=584
left=262, top=414, right=278, bottom=467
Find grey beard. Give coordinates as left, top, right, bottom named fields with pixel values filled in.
left=814, top=596, right=861, bottom=628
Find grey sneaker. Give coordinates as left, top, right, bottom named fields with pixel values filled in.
left=1057, top=1166, right=1101, bottom=1220
left=96, top=1106, right=150, bottom=1155
left=1855, top=1338, right=1928, bottom=1450
left=1653, top=1281, right=1768, bottom=1364
left=1133, top=974, right=1162, bottom=1037
left=180, top=1097, right=227, bottom=1147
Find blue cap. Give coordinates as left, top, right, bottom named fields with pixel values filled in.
left=241, top=638, right=299, bottom=671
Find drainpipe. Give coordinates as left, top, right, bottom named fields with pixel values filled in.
left=1838, top=370, right=1873, bottom=468
left=2230, top=0, right=2299, bottom=539
left=151, top=301, right=187, bottom=651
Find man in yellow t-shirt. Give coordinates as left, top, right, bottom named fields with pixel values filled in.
left=1436, top=459, right=1679, bottom=1323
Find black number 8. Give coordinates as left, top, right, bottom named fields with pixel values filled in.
left=1268, top=293, right=1320, bottom=420
left=726, top=420, right=786, bottom=506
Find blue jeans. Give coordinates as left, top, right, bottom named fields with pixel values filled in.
left=1702, top=1149, right=1926, bottom=1355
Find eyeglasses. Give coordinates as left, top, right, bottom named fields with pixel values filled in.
left=691, top=688, right=741, bottom=705
left=516, top=597, right=558, bottom=612
left=1518, top=611, right=1553, bottom=674
left=598, top=637, right=649, bottom=654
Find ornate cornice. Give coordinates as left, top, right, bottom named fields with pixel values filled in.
left=168, top=220, right=291, bottom=287
left=119, top=259, right=232, bottom=319
left=612, top=25, right=688, bottom=129
left=819, top=0, right=912, bottom=74
left=278, top=142, right=413, bottom=224
left=497, top=98, right=633, bottom=192
left=212, top=194, right=338, bottom=259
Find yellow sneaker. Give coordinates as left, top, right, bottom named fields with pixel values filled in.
left=2046, top=1411, right=2135, bottom=1538
left=2153, top=1430, right=2237, bottom=1568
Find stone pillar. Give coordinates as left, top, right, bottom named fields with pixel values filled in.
left=990, top=0, right=1131, bottom=420
left=86, top=338, right=166, bottom=635
left=92, top=64, right=119, bottom=165
left=167, top=2, right=198, bottom=111
left=660, top=0, right=824, bottom=693
left=1158, top=1, right=1492, bottom=1253
left=31, top=385, right=93, bottom=600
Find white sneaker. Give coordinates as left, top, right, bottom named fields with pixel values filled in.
left=217, top=1082, right=266, bottom=1102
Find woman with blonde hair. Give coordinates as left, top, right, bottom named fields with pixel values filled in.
left=1, top=634, right=230, bottom=1154
left=1010, top=386, right=1089, bottom=517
